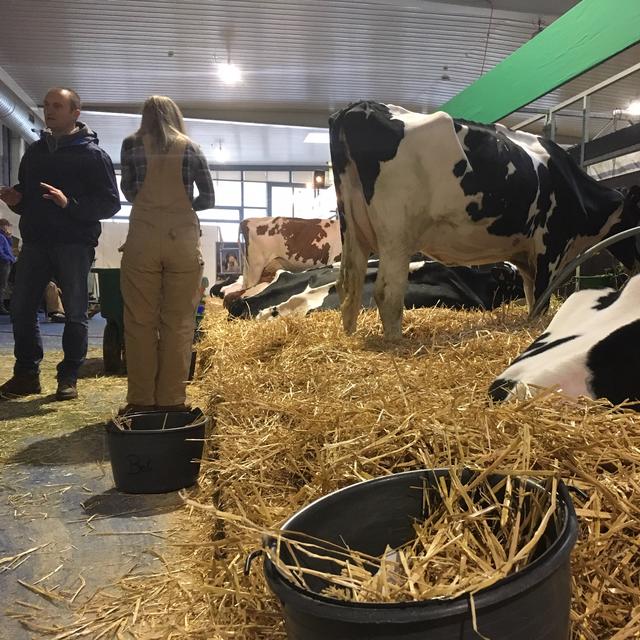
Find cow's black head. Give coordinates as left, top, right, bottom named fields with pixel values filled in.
left=488, top=377, right=517, bottom=402
left=490, top=263, right=525, bottom=305
left=605, top=185, right=640, bottom=270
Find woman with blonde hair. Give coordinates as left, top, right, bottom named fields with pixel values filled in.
left=119, top=95, right=214, bottom=414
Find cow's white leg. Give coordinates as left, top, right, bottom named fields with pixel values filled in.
left=375, top=251, right=409, bottom=340
left=511, top=260, right=536, bottom=315
left=337, top=226, right=368, bottom=335
left=520, top=271, right=535, bottom=313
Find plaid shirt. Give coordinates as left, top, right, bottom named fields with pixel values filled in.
left=120, top=135, right=215, bottom=211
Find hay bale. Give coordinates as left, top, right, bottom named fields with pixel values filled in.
left=44, top=301, right=640, bottom=639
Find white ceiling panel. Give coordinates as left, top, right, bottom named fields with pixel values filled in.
left=0, top=0, right=575, bottom=118
left=78, top=111, right=332, bottom=167
left=2, top=0, right=638, bottom=161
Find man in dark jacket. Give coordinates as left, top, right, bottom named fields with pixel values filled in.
left=0, top=87, right=120, bottom=401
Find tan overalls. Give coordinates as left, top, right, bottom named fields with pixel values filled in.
left=120, top=135, right=204, bottom=406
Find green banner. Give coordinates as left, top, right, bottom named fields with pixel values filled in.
left=440, top=0, right=640, bottom=123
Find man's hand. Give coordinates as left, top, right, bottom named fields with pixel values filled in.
left=40, top=182, right=68, bottom=208
left=0, top=186, right=23, bottom=208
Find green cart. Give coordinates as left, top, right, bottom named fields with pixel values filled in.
left=92, top=268, right=207, bottom=378
left=92, top=268, right=125, bottom=374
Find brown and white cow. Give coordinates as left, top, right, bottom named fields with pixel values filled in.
left=329, top=101, right=640, bottom=339
left=240, top=216, right=342, bottom=289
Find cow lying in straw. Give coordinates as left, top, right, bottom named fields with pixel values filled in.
left=490, top=273, right=640, bottom=409
left=220, top=260, right=524, bottom=320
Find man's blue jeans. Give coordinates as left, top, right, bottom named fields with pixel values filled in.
left=10, top=243, right=95, bottom=383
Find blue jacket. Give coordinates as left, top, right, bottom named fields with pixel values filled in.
left=10, top=122, right=120, bottom=246
left=0, top=232, right=15, bottom=264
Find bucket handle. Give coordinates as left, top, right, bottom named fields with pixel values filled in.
left=244, top=549, right=263, bottom=576
left=566, top=484, right=589, bottom=503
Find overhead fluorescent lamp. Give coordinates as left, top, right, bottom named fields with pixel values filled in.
left=625, top=100, right=640, bottom=116
left=304, top=132, right=330, bottom=144
left=217, top=62, right=242, bottom=85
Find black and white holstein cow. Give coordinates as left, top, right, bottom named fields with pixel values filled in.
left=329, top=101, right=640, bottom=339
left=225, top=260, right=524, bottom=320
left=489, top=274, right=640, bottom=410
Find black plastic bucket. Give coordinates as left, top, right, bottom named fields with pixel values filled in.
left=106, top=409, right=208, bottom=494
left=263, top=469, right=578, bottom=640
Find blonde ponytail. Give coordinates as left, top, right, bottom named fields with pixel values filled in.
left=137, top=95, right=189, bottom=152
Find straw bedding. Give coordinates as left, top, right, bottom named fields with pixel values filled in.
left=38, top=301, right=640, bottom=638
left=273, top=472, right=562, bottom=605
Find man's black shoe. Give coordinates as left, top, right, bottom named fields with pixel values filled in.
left=0, top=373, right=42, bottom=399
left=56, top=379, right=78, bottom=401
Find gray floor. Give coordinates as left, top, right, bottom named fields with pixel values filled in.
left=0, top=312, right=106, bottom=352
left=0, top=314, right=192, bottom=639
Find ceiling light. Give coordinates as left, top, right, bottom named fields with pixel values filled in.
left=313, top=170, right=326, bottom=188
left=625, top=100, right=640, bottom=116
left=304, top=132, right=329, bottom=144
left=213, top=141, right=229, bottom=163
left=217, top=62, right=242, bottom=85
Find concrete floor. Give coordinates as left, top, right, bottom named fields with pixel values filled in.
left=0, top=314, right=191, bottom=639
left=0, top=312, right=105, bottom=351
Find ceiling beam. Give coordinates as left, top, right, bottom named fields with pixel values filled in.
left=82, top=104, right=333, bottom=128
left=439, top=0, right=640, bottom=123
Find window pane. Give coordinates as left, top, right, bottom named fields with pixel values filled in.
left=315, top=185, right=338, bottom=217
left=244, top=170, right=267, bottom=182
left=271, top=185, right=293, bottom=217
left=292, top=171, right=314, bottom=185
left=243, top=182, right=267, bottom=207
left=198, top=208, right=240, bottom=222
left=217, top=222, right=241, bottom=242
left=267, top=171, right=290, bottom=182
left=211, top=170, right=241, bottom=181
left=293, top=187, right=317, bottom=219
left=293, top=186, right=337, bottom=219
left=244, top=208, right=267, bottom=219
left=213, top=181, right=242, bottom=207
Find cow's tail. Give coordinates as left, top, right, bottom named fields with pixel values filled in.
left=329, top=106, right=370, bottom=334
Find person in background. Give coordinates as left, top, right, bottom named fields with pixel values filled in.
left=0, top=87, right=120, bottom=401
left=45, top=281, right=66, bottom=322
left=0, top=218, right=17, bottom=314
left=224, top=252, right=240, bottom=273
left=119, top=95, right=214, bottom=414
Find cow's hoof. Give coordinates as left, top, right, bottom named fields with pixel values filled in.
left=342, top=320, right=357, bottom=335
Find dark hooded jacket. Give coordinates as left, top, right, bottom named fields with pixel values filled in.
left=10, top=122, right=120, bottom=246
